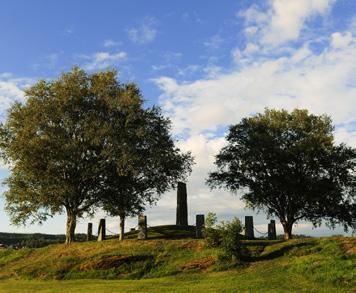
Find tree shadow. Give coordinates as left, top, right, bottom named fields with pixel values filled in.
left=241, top=241, right=315, bottom=262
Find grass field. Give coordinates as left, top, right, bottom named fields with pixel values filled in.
left=0, top=226, right=354, bottom=292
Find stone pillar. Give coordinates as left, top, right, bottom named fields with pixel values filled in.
left=137, top=215, right=147, bottom=240
left=245, top=216, right=254, bottom=239
left=97, top=219, right=106, bottom=241
left=176, top=182, right=188, bottom=226
left=87, top=223, right=93, bottom=241
left=268, top=220, right=277, bottom=240
left=196, top=214, right=205, bottom=238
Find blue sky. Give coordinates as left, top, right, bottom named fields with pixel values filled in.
left=0, top=0, right=355, bottom=236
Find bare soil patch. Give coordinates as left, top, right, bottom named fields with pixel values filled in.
left=181, top=256, right=215, bottom=271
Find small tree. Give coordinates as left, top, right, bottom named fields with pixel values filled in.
left=207, top=109, right=356, bottom=240
left=204, top=212, right=243, bottom=260
left=219, top=218, right=243, bottom=260
left=204, top=212, right=220, bottom=247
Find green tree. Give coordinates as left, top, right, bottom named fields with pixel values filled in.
left=0, top=67, right=192, bottom=243
left=99, top=103, right=193, bottom=240
left=207, top=109, right=356, bottom=240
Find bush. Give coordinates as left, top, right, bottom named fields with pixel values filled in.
left=204, top=212, right=221, bottom=247
left=204, top=212, right=244, bottom=261
left=219, top=218, right=243, bottom=260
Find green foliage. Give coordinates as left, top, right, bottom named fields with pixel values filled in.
left=0, top=67, right=193, bottom=243
left=204, top=213, right=243, bottom=260
left=99, top=91, right=194, bottom=237
left=208, top=108, right=356, bottom=239
left=204, top=212, right=220, bottom=247
left=218, top=217, right=243, bottom=260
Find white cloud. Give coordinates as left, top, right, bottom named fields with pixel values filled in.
left=156, top=35, right=356, bottom=135
left=334, top=127, right=356, bottom=147
left=241, top=0, right=335, bottom=47
left=331, top=31, right=353, bottom=49
left=0, top=76, right=29, bottom=169
left=0, top=75, right=30, bottom=119
left=127, top=17, right=157, bottom=44
left=32, top=53, right=59, bottom=70
left=103, top=39, right=121, bottom=48
left=231, top=48, right=242, bottom=63
left=204, top=35, right=224, bottom=50
left=244, top=43, right=259, bottom=55
left=245, top=26, right=258, bottom=36
left=81, top=51, right=127, bottom=70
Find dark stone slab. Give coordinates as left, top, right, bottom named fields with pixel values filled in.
left=268, top=220, right=277, bottom=240
left=195, top=214, right=205, bottom=238
left=87, top=223, right=93, bottom=241
left=245, top=216, right=254, bottom=239
left=176, top=182, right=188, bottom=226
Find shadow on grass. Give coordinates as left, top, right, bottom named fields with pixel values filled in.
left=114, top=225, right=196, bottom=240
left=241, top=241, right=315, bottom=262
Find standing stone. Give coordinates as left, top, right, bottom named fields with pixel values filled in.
left=195, top=214, right=205, bottom=238
left=245, top=216, right=254, bottom=239
left=176, top=182, right=188, bottom=226
left=268, top=220, right=277, bottom=240
left=137, top=215, right=147, bottom=240
left=97, top=219, right=106, bottom=241
left=87, top=223, right=93, bottom=241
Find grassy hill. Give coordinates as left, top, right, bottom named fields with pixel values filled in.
left=0, top=225, right=354, bottom=292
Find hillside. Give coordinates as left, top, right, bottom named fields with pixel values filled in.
left=0, top=226, right=354, bottom=292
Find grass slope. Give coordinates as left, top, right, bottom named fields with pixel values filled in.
left=0, top=226, right=354, bottom=292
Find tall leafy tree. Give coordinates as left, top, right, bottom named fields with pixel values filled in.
left=0, top=67, right=192, bottom=243
left=207, top=109, right=356, bottom=239
left=0, top=68, right=108, bottom=243
left=99, top=89, right=193, bottom=241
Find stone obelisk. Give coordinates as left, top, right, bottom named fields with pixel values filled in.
left=176, top=182, right=188, bottom=226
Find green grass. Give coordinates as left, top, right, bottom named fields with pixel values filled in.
left=0, top=226, right=354, bottom=292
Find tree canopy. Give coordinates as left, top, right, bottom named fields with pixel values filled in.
left=207, top=109, right=356, bottom=239
left=98, top=86, right=193, bottom=240
left=0, top=67, right=193, bottom=243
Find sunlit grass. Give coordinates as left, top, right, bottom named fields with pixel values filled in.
left=0, top=226, right=354, bottom=292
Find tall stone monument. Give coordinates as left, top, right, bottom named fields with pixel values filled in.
left=137, top=215, right=147, bottom=240
left=176, top=182, right=188, bottom=226
left=245, top=216, right=254, bottom=239
left=196, top=214, right=205, bottom=238
left=97, top=219, right=106, bottom=241
left=268, top=220, right=277, bottom=240
left=87, top=222, right=93, bottom=241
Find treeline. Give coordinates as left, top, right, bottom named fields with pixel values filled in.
left=0, top=232, right=87, bottom=248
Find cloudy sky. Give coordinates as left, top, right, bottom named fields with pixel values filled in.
left=0, top=0, right=355, bottom=236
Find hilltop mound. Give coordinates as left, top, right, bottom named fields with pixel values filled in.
left=0, top=232, right=354, bottom=292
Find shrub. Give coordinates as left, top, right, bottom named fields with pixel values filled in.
left=218, top=217, right=243, bottom=260
left=204, top=212, right=244, bottom=261
left=204, top=212, right=220, bottom=248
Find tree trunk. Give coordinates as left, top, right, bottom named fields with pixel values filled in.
left=65, top=211, right=76, bottom=244
left=281, top=221, right=293, bottom=240
left=119, top=214, right=125, bottom=241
